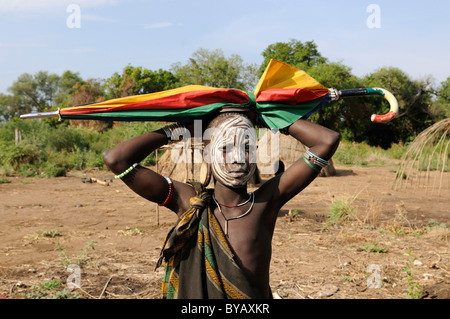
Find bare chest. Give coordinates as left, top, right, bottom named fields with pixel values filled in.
left=211, top=202, right=276, bottom=267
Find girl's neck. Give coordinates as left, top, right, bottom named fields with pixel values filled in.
left=213, top=181, right=249, bottom=207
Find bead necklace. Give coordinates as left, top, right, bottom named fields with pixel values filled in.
left=212, top=192, right=255, bottom=237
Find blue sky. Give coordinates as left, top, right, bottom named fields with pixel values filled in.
left=1, top=0, right=449, bottom=94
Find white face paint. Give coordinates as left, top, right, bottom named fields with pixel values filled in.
left=208, top=115, right=257, bottom=188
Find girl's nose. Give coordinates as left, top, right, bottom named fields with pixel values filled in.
left=230, top=145, right=245, bottom=164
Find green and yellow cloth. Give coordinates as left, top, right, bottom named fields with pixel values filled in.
left=156, top=181, right=267, bottom=299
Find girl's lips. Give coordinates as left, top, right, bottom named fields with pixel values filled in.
left=227, top=170, right=248, bottom=177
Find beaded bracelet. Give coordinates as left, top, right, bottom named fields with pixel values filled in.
left=302, top=155, right=321, bottom=173
left=159, top=176, right=174, bottom=207
left=305, top=150, right=329, bottom=168
left=114, top=163, right=138, bottom=179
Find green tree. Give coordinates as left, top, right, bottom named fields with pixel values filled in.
left=0, top=70, right=83, bottom=120
left=258, top=39, right=441, bottom=147
left=0, top=93, right=20, bottom=121
left=362, top=67, right=436, bottom=148
left=66, top=79, right=111, bottom=131
left=8, top=71, right=61, bottom=113
left=70, top=79, right=105, bottom=106
left=258, top=39, right=327, bottom=76
left=103, top=65, right=179, bottom=99
left=258, top=39, right=368, bottom=138
left=53, top=71, right=84, bottom=107
left=432, top=76, right=450, bottom=118
left=437, top=76, right=450, bottom=101
left=306, top=62, right=363, bottom=134
left=171, top=48, right=257, bottom=91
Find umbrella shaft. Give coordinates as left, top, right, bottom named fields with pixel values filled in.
left=339, top=88, right=371, bottom=97
left=20, top=110, right=60, bottom=120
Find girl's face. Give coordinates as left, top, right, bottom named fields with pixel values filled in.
left=206, top=115, right=257, bottom=188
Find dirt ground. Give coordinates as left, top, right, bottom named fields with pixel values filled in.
left=0, top=163, right=448, bottom=299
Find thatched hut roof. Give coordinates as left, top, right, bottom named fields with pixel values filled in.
left=257, top=130, right=336, bottom=178
left=394, top=118, right=449, bottom=195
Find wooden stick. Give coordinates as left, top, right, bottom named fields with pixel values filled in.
left=156, top=148, right=160, bottom=226
left=99, top=275, right=113, bottom=299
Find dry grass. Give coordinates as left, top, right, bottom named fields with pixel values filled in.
left=394, top=118, right=450, bottom=194
left=424, top=228, right=450, bottom=242
left=359, top=198, right=383, bottom=227
left=382, top=203, right=427, bottom=237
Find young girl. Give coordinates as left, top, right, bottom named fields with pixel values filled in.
left=102, top=112, right=340, bottom=299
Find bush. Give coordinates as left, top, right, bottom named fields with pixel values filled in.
left=42, top=162, right=67, bottom=177
left=0, top=119, right=164, bottom=177
left=2, top=143, right=40, bottom=168
left=44, top=126, right=90, bottom=152
left=334, top=140, right=407, bottom=167
left=334, top=141, right=384, bottom=166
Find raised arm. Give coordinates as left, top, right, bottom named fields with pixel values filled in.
left=264, top=119, right=340, bottom=209
left=102, top=124, right=196, bottom=216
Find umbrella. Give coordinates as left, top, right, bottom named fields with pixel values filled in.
left=20, top=59, right=398, bottom=128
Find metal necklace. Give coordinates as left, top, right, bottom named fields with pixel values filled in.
left=212, top=192, right=255, bottom=237
left=214, top=193, right=252, bottom=207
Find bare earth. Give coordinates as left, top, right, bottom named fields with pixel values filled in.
left=0, top=164, right=448, bottom=300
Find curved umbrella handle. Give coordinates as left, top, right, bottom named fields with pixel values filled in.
left=330, top=88, right=399, bottom=123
